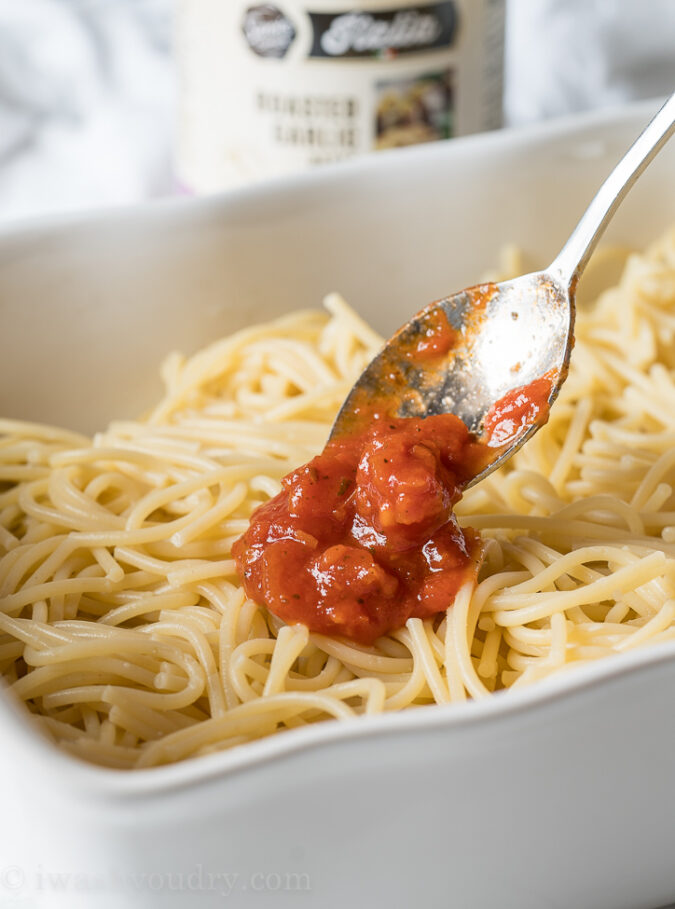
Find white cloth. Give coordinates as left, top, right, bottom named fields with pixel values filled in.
left=0, top=0, right=174, bottom=223
left=504, top=0, right=675, bottom=124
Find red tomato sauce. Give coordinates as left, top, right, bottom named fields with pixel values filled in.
left=405, top=307, right=459, bottom=360
left=233, top=415, right=490, bottom=645
left=483, top=374, right=553, bottom=448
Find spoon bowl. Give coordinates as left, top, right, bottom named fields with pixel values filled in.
left=332, top=91, right=675, bottom=484
left=332, top=271, right=573, bottom=482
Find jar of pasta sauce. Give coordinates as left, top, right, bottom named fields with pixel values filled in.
left=177, top=0, right=505, bottom=192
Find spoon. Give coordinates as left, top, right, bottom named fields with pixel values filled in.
left=331, top=92, right=675, bottom=484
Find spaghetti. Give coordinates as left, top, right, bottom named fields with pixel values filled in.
left=1, top=229, right=675, bottom=769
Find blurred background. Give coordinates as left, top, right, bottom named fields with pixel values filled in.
left=0, top=0, right=673, bottom=226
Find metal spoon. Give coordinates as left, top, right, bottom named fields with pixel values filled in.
left=332, top=92, right=675, bottom=484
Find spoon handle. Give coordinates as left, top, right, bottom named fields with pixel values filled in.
left=551, top=91, right=675, bottom=288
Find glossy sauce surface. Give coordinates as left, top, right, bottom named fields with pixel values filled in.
left=233, top=415, right=488, bottom=644
left=483, top=374, right=554, bottom=447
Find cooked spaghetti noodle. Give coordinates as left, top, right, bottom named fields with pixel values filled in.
left=1, top=229, right=675, bottom=769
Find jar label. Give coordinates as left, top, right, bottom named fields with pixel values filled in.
left=307, top=3, right=459, bottom=59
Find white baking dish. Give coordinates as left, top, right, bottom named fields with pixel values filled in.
left=1, top=100, right=674, bottom=909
